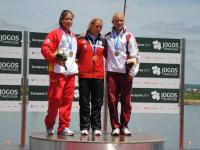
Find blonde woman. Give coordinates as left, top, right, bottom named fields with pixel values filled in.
left=105, top=12, right=140, bottom=136
left=77, top=18, right=106, bottom=136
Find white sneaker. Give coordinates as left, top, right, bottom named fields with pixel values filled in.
left=59, top=128, right=74, bottom=136
left=111, top=128, right=120, bottom=136
left=93, top=130, right=101, bottom=136
left=46, top=128, right=54, bottom=135
left=81, top=129, right=89, bottom=135
left=121, top=127, right=132, bottom=136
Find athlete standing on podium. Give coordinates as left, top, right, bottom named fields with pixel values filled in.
left=76, top=18, right=106, bottom=136
left=105, top=12, right=140, bottom=136
left=41, top=10, right=78, bottom=136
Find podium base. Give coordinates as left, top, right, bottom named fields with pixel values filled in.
left=29, top=132, right=164, bottom=150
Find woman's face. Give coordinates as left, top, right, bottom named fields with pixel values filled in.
left=61, top=13, right=73, bottom=31
left=112, top=14, right=124, bottom=32
left=90, top=20, right=103, bottom=37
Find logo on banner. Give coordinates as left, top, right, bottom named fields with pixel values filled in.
left=152, top=40, right=161, bottom=50
left=152, top=40, right=179, bottom=51
left=151, top=90, right=178, bottom=102
left=0, top=58, right=21, bottom=74
left=152, top=66, right=161, bottom=75
left=151, top=91, right=160, bottom=100
left=152, top=65, right=178, bottom=77
left=0, top=30, right=22, bottom=47
left=0, top=88, right=19, bottom=100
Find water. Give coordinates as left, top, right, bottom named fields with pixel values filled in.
left=0, top=105, right=200, bottom=149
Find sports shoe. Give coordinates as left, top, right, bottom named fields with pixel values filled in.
left=121, top=127, right=132, bottom=136
left=81, top=129, right=89, bottom=135
left=46, top=128, right=54, bottom=135
left=93, top=130, right=101, bottom=136
left=58, top=128, right=74, bottom=136
left=111, top=128, right=120, bottom=136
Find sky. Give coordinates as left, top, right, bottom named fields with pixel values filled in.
left=0, top=0, right=200, bottom=84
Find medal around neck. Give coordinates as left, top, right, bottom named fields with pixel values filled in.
left=69, top=51, right=73, bottom=57
left=93, top=55, right=97, bottom=61
left=114, top=51, right=120, bottom=56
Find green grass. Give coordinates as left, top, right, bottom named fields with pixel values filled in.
left=184, top=91, right=200, bottom=100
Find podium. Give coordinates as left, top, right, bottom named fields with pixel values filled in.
left=29, top=132, right=164, bottom=150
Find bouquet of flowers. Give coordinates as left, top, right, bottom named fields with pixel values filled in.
left=55, top=49, right=67, bottom=69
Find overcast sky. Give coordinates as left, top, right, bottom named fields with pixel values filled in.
left=1, top=0, right=200, bottom=84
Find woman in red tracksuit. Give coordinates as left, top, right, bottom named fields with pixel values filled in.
left=41, top=10, right=78, bottom=136
left=76, top=18, right=106, bottom=136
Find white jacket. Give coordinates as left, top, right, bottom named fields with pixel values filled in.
left=105, top=28, right=140, bottom=76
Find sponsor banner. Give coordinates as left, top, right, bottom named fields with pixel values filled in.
left=29, top=59, right=48, bottom=75
left=0, top=30, right=22, bottom=47
left=132, top=103, right=179, bottom=113
left=136, top=37, right=181, bottom=53
left=132, top=88, right=179, bottom=103
left=27, top=101, right=179, bottom=113
left=29, top=47, right=44, bottom=59
left=0, top=47, right=22, bottom=58
left=29, top=86, right=48, bottom=101
left=29, top=74, right=49, bottom=86
left=133, top=77, right=180, bottom=89
left=0, top=74, right=21, bottom=85
left=140, top=53, right=181, bottom=64
left=0, top=85, right=21, bottom=101
left=0, top=58, right=21, bottom=74
left=28, top=86, right=79, bottom=101
left=0, top=101, right=21, bottom=111
left=29, top=32, right=47, bottom=48
left=137, top=63, right=180, bottom=78
left=28, top=101, right=80, bottom=112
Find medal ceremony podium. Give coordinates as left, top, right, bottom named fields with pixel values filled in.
left=29, top=132, right=164, bottom=150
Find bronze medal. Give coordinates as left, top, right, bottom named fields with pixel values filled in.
left=114, top=51, right=120, bottom=56
left=93, top=55, right=97, bottom=61
left=69, top=51, right=73, bottom=57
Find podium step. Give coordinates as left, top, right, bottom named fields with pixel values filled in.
left=29, top=132, right=164, bottom=150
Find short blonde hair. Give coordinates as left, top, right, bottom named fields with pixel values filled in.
left=87, top=18, right=103, bottom=31
left=112, top=12, right=124, bottom=22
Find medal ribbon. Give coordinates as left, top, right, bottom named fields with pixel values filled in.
left=111, top=31, right=120, bottom=53
left=87, top=34, right=98, bottom=55
left=61, top=28, right=73, bottom=50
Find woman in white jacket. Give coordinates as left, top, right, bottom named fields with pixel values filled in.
left=105, top=12, right=140, bottom=136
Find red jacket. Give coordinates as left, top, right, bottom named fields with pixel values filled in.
left=41, top=28, right=77, bottom=74
left=77, top=33, right=106, bottom=79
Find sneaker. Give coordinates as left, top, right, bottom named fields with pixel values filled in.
left=59, top=128, right=74, bottom=136
left=121, top=127, right=132, bottom=136
left=93, top=130, right=101, bottom=136
left=46, top=128, right=54, bottom=135
left=111, top=128, right=120, bottom=136
left=81, top=129, right=89, bottom=135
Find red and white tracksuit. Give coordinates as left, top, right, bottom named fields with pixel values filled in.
left=41, top=28, right=78, bottom=133
left=105, top=28, right=140, bottom=130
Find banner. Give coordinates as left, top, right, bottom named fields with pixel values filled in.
left=0, top=30, right=22, bottom=111
left=0, top=30, right=182, bottom=113
left=132, top=37, right=181, bottom=113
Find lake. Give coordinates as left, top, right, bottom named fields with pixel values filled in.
left=0, top=105, right=200, bottom=149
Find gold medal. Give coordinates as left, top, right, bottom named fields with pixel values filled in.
left=69, top=51, right=73, bottom=57
left=114, top=51, right=120, bottom=56
left=93, top=55, right=97, bottom=61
